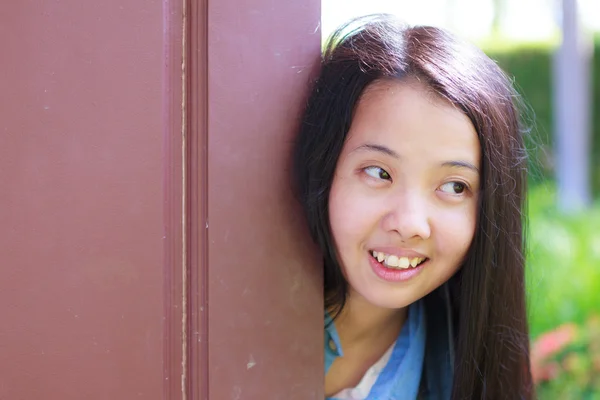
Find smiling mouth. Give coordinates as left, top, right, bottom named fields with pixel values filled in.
left=370, top=250, right=428, bottom=269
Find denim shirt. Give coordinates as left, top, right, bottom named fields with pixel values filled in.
left=325, top=300, right=425, bottom=400
left=324, top=284, right=455, bottom=400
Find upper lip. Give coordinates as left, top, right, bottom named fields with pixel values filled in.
left=370, top=247, right=428, bottom=259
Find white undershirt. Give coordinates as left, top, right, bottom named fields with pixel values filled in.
left=332, top=341, right=396, bottom=400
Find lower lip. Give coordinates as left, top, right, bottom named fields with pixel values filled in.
left=368, top=254, right=427, bottom=282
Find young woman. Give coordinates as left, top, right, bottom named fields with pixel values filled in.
left=293, top=14, right=533, bottom=399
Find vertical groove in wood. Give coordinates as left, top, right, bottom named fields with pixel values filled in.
left=180, top=0, right=189, bottom=397
left=188, top=0, right=210, bottom=398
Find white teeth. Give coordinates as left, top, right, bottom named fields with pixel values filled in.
left=398, top=257, right=410, bottom=269
left=385, top=255, right=399, bottom=267
left=371, top=251, right=426, bottom=269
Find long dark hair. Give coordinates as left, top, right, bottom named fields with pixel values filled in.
left=293, top=14, right=533, bottom=399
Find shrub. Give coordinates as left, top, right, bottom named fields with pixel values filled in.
left=484, top=40, right=600, bottom=196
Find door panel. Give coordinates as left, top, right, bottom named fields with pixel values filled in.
left=0, top=1, right=169, bottom=399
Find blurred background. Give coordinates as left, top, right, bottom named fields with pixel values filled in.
left=322, top=0, right=600, bottom=397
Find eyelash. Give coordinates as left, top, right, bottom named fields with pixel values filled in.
left=438, top=181, right=469, bottom=195
left=361, top=166, right=471, bottom=195
left=363, top=166, right=391, bottom=181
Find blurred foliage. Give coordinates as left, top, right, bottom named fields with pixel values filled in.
left=483, top=39, right=600, bottom=196
left=526, top=183, right=600, bottom=397
left=527, top=183, right=600, bottom=338
left=532, top=316, right=600, bottom=399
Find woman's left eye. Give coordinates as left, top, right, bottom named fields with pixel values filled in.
left=439, top=181, right=467, bottom=195
left=364, top=166, right=391, bottom=181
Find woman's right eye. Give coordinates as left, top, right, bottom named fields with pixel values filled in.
left=363, top=166, right=391, bottom=181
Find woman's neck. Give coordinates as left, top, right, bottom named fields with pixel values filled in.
left=333, top=291, right=407, bottom=351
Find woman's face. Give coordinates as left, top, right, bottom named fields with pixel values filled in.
left=328, top=80, right=481, bottom=309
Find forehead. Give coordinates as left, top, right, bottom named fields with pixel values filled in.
left=346, top=79, right=480, bottom=164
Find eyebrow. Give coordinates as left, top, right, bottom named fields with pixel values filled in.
left=442, top=161, right=480, bottom=174
left=351, top=143, right=400, bottom=158
left=351, top=143, right=480, bottom=173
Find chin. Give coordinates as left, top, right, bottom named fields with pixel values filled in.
left=354, top=284, right=417, bottom=310
left=371, top=296, right=414, bottom=310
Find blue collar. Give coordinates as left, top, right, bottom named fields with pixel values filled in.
left=325, top=300, right=426, bottom=399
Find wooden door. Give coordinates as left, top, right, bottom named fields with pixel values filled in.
left=0, top=0, right=322, bottom=398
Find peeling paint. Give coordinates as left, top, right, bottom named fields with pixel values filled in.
left=247, top=354, right=256, bottom=370
left=312, top=21, right=320, bottom=34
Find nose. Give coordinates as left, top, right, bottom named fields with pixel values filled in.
left=381, top=190, right=431, bottom=241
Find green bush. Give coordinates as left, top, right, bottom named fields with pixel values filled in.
left=526, top=183, right=600, bottom=397
left=484, top=41, right=600, bottom=196
left=526, top=183, right=600, bottom=339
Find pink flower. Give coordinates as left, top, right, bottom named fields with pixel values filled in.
left=530, top=323, right=578, bottom=383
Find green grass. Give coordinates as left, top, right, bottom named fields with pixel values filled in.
left=526, top=182, right=600, bottom=339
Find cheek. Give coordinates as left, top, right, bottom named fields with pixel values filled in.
left=434, top=203, right=477, bottom=260
left=328, top=177, right=380, bottom=252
